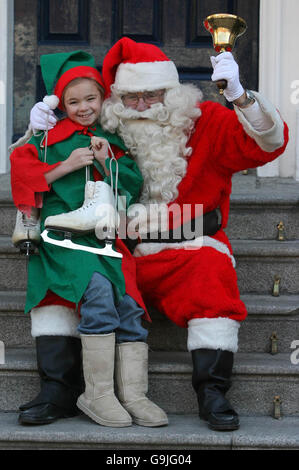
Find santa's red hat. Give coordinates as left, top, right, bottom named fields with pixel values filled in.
left=102, top=37, right=179, bottom=97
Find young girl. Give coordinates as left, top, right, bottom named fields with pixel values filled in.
left=10, top=50, right=167, bottom=428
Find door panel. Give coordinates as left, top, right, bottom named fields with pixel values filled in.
left=13, top=0, right=259, bottom=140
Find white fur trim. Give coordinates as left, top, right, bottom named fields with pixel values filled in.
left=8, top=124, right=33, bottom=154
left=133, top=235, right=236, bottom=267
left=187, top=317, right=240, bottom=353
left=234, top=90, right=285, bottom=152
left=115, top=61, right=179, bottom=92
left=30, top=305, right=80, bottom=338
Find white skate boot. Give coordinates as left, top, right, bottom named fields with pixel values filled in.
left=12, top=208, right=41, bottom=255
left=41, top=181, right=121, bottom=258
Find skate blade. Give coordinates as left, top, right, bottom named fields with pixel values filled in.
left=45, top=225, right=93, bottom=235
left=40, top=230, right=122, bottom=258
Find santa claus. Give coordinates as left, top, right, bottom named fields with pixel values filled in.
left=26, top=37, right=288, bottom=431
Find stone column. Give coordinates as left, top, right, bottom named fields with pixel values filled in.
left=0, top=0, right=14, bottom=174
left=258, top=0, right=299, bottom=179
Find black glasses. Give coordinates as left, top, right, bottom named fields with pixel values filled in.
left=121, top=90, right=165, bottom=106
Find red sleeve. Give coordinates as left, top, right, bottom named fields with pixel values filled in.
left=10, top=143, right=61, bottom=210
left=195, top=101, right=289, bottom=174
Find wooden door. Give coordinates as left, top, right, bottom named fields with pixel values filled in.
left=13, top=0, right=259, bottom=141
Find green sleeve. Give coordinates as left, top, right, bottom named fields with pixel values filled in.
left=27, top=133, right=44, bottom=160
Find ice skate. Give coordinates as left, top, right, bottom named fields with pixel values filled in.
left=12, top=208, right=41, bottom=255
left=41, top=180, right=122, bottom=258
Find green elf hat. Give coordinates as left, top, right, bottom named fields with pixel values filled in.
left=40, top=50, right=105, bottom=110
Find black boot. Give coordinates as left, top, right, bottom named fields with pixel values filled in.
left=191, top=348, right=239, bottom=431
left=19, top=336, right=84, bottom=425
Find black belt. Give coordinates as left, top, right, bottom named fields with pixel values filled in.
left=124, top=209, right=221, bottom=252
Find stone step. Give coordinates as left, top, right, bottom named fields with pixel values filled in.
left=227, top=202, right=299, bottom=241
left=1, top=291, right=298, bottom=353
left=0, top=201, right=16, bottom=238
left=0, top=291, right=32, bottom=347
left=2, top=174, right=299, bottom=239
left=2, top=198, right=299, bottom=241
left=226, top=175, right=299, bottom=240
left=0, top=236, right=28, bottom=291
left=232, top=239, right=299, bottom=294
left=0, top=175, right=15, bottom=237
left=1, top=348, right=298, bottom=417
left=148, top=294, right=299, bottom=353
left=0, top=412, right=298, bottom=450
left=1, top=236, right=299, bottom=293
left=2, top=201, right=299, bottom=242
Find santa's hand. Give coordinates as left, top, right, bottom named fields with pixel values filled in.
left=210, top=52, right=244, bottom=102
left=30, top=102, right=57, bottom=131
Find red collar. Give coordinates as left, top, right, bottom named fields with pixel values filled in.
left=45, top=118, right=97, bottom=146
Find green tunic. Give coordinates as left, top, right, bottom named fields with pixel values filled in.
left=24, top=120, right=143, bottom=313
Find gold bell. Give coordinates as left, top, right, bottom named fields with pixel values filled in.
left=203, top=13, right=247, bottom=94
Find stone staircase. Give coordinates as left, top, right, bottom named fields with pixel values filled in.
left=0, top=172, right=299, bottom=450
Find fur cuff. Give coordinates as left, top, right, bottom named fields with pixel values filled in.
left=234, top=90, right=285, bottom=152
left=134, top=235, right=236, bottom=267
left=30, top=305, right=80, bottom=338
left=187, top=317, right=240, bottom=353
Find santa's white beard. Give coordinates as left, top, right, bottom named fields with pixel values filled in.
left=101, top=84, right=202, bottom=205
left=118, top=115, right=188, bottom=204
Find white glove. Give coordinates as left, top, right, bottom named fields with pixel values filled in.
left=210, top=52, right=244, bottom=102
left=30, top=102, right=57, bottom=131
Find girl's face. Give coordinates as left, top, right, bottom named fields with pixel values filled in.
left=63, top=78, right=103, bottom=127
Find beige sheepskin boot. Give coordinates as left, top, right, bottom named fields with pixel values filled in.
left=115, top=342, right=168, bottom=427
left=77, top=333, right=132, bottom=427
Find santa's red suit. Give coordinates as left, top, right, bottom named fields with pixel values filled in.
left=99, top=37, right=289, bottom=430
left=100, top=38, right=288, bottom=355
left=131, top=98, right=288, bottom=352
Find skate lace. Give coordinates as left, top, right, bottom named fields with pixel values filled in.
left=75, top=144, right=119, bottom=221
left=108, top=143, right=119, bottom=232
left=76, top=200, right=97, bottom=212
left=42, top=113, right=50, bottom=163
left=108, top=144, right=118, bottom=206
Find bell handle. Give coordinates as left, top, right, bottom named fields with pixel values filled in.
left=216, top=79, right=227, bottom=95
left=215, top=47, right=227, bottom=95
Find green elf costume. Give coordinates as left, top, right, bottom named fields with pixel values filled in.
left=10, top=51, right=160, bottom=426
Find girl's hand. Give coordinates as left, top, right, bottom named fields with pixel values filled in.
left=64, top=147, right=94, bottom=172
left=30, top=102, right=57, bottom=131
left=44, top=147, right=94, bottom=184
left=90, top=137, right=109, bottom=165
